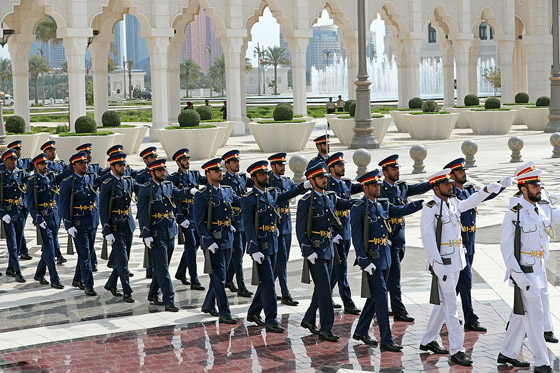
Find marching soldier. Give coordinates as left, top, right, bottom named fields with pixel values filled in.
left=0, top=149, right=28, bottom=282
left=6, top=140, right=32, bottom=172
left=135, top=147, right=158, bottom=185
left=296, top=164, right=355, bottom=342
left=193, top=158, right=240, bottom=324
left=326, top=152, right=362, bottom=314
left=101, top=145, right=137, bottom=179
left=241, top=160, right=308, bottom=332
left=268, top=153, right=299, bottom=306
left=168, top=148, right=205, bottom=291
left=25, top=153, right=64, bottom=289
left=379, top=154, right=431, bottom=322
left=350, top=169, right=423, bottom=350
left=137, top=158, right=194, bottom=312
left=76, top=143, right=101, bottom=175
left=419, top=169, right=501, bottom=366
left=306, top=134, right=329, bottom=170
left=221, top=150, right=253, bottom=298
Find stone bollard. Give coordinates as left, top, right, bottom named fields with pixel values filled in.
left=508, top=136, right=524, bottom=163
left=461, top=140, right=478, bottom=168
left=410, top=145, right=427, bottom=174
left=289, top=154, right=307, bottom=183
left=353, top=149, right=371, bottom=178
left=551, top=133, right=560, bottom=158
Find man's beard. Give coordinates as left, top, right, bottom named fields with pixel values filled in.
left=439, top=187, right=453, bottom=198
left=334, top=169, right=345, bottom=178
left=456, top=175, right=467, bottom=184
left=528, top=189, right=541, bottom=202
left=154, top=173, right=166, bottom=183
left=257, top=178, right=269, bottom=188
left=115, top=168, right=125, bottom=177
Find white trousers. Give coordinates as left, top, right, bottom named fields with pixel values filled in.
left=500, top=286, right=550, bottom=367
left=421, top=270, right=464, bottom=355
left=542, top=285, right=554, bottom=332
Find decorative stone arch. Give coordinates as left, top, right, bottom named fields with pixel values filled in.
left=309, top=0, right=356, bottom=40
left=471, top=7, right=506, bottom=41
left=89, top=0, right=151, bottom=36
left=429, top=4, right=459, bottom=40
left=244, top=0, right=295, bottom=40
left=514, top=15, right=526, bottom=39
left=2, top=0, right=68, bottom=35
left=378, top=1, right=410, bottom=39
left=171, top=0, right=227, bottom=39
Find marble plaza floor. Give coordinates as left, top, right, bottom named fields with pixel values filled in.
left=1, top=119, right=560, bottom=372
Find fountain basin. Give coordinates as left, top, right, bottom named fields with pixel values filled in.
left=404, top=113, right=458, bottom=140
left=465, top=110, right=517, bottom=135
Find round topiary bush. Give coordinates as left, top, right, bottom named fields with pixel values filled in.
left=485, top=97, right=501, bottom=110
left=5, top=115, right=25, bottom=134
left=515, top=92, right=530, bottom=104
left=422, top=100, right=439, bottom=113
left=536, top=96, right=550, bottom=107
left=408, top=97, right=423, bottom=109
left=464, top=94, right=480, bottom=107
left=344, top=100, right=356, bottom=113
left=349, top=102, right=356, bottom=117
left=196, top=105, right=213, bottom=121
left=273, top=104, right=294, bottom=121
left=178, top=110, right=201, bottom=127
left=75, top=116, right=97, bottom=134
left=102, top=111, right=121, bottom=127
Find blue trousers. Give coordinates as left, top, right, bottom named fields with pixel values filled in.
left=203, top=248, right=232, bottom=317
left=4, top=218, right=24, bottom=273
left=330, top=240, right=356, bottom=309
left=148, top=239, right=175, bottom=305
left=34, top=214, right=60, bottom=284
left=90, top=225, right=98, bottom=265
left=72, top=228, right=95, bottom=288
left=248, top=252, right=278, bottom=326
left=303, top=258, right=334, bottom=332
left=105, top=227, right=133, bottom=295
left=18, top=215, right=29, bottom=255
left=274, top=233, right=292, bottom=298
left=175, top=226, right=200, bottom=285
left=355, top=269, right=393, bottom=344
left=226, top=230, right=246, bottom=289
left=456, top=252, right=478, bottom=324
left=387, top=245, right=407, bottom=314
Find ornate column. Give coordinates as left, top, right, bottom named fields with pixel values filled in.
left=145, top=36, right=170, bottom=140
left=287, top=36, right=310, bottom=116
left=497, top=40, right=515, bottom=103
left=453, top=39, right=472, bottom=106
left=468, top=40, right=480, bottom=98
left=394, top=39, right=421, bottom=108
left=546, top=0, right=560, bottom=132
left=239, top=48, right=249, bottom=131
left=441, top=43, right=455, bottom=108
left=167, top=39, right=183, bottom=125
left=523, top=35, right=552, bottom=100
left=89, top=41, right=111, bottom=126
left=63, top=37, right=88, bottom=131
left=8, top=36, right=33, bottom=131
left=346, top=47, right=358, bottom=100
left=222, top=36, right=245, bottom=135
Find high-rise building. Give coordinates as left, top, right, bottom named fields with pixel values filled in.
left=306, top=24, right=346, bottom=73
left=113, top=20, right=125, bottom=67
left=125, top=15, right=150, bottom=71
left=30, top=39, right=66, bottom=68
left=181, top=10, right=223, bottom=73
left=279, top=28, right=291, bottom=62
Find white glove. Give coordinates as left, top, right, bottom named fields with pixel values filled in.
left=332, top=234, right=343, bottom=244
left=364, top=262, right=376, bottom=275
left=251, top=252, right=265, bottom=264
left=208, top=242, right=218, bottom=254
left=232, top=226, right=236, bottom=233
left=2, top=214, right=11, bottom=224
left=432, top=261, right=448, bottom=281
left=486, top=182, right=502, bottom=194
left=499, top=177, right=513, bottom=188
left=189, top=188, right=197, bottom=196
left=67, top=226, right=77, bottom=238
left=106, top=233, right=115, bottom=244
left=307, top=252, right=318, bottom=264
left=303, top=180, right=313, bottom=189
left=274, top=228, right=279, bottom=237
left=180, top=219, right=190, bottom=228
left=39, top=221, right=47, bottom=229
left=144, top=236, right=153, bottom=248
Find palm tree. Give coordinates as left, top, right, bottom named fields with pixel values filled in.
left=245, top=57, right=253, bottom=73
left=35, top=16, right=60, bottom=104
left=208, top=56, right=226, bottom=96
left=180, top=59, right=201, bottom=98
left=29, top=55, right=50, bottom=105
left=126, top=60, right=134, bottom=99
left=0, top=58, right=12, bottom=104
left=262, top=46, right=289, bottom=95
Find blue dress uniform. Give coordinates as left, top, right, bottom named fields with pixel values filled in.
left=100, top=153, right=137, bottom=300
left=350, top=170, right=423, bottom=348
left=296, top=164, right=355, bottom=340
left=0, top=150, right=28, bottom=281
left=59, top=152, right=101, bottom=294
left=378, top=154, right=431, bottom=320
left=167, top=149, right=204, bottom=288
left=135, top=147, right=158, bottom=186
left=241, top=161, right=305, bottom=330
left=326, top=152, right=362, bottom=313
left=100, top=145, right=137, bottom=180
left=193, top=158, right=240, bottom=321
left=306, top=134, right=329, bottom=170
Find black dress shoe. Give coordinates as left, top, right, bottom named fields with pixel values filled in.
left=104, top=285, right=122, bottom=297
left=34, top=276, right=49, bottom=285
left=57, top=256, right=67, bottom=265
left=92, top=264, right=98, bottom=272
left=380, top=342, right=403, bottom=352
left=276, top=296, right=282, bottom=300
left=281, top=296, right=299, bottom=306
left=72, top=281, right=85, bottom=290
left=19, top=254, right=32, bottom=260
left=497, top=353, right=530, bottom=367
left=333, top=303, right=342, bottom=309
left=247, top=314, right=266, bottom=326
left=225, top=282, right=238, bottom=292
left=201, top=307, right=219, bottom=317
left=165, top=304, right=179, bottom=312
left=534, top=365, right=554, bottom=373
left=5, top=269, right=16, bottom=277
left=318, top=331, right=340, bottom=342
left=353, top=333, right=378, bottom=346
left=393, top=312, right=415, bottom=322
left=107, top=262, right=114, bottom=269
left=419, top=341, right=449, bottom=354
left=123, top=294, right=134, bottom=303
left=344, top=306, right=361, bottom=315
left=219, top=315, right=237, bottom=324
left=146, top=274, right=152, bottom=279
left=450, top=351, right=472, bottom=366
left=51, top=282, right=64, bottom=290
left=190, top=283, right=205, bottom=291
left=128, top=272, right=134, bottom=277
left=148, top=296, right=164, bottom=306
left=85, top=287, right=98, bottom=296
left=238, top=288, right=253, bottom=298
left=15, top=273, right=26, bottom=283
left=464, top=321, right=487, bottom=332
left=300, top=321, right=320, bottom=335
left=544, top=331, right=559, bottom=343
left=175, top=276, right=190, bottom=285
left=266, top=323, right=284, bottom=333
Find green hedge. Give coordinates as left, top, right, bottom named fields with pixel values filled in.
left=59, top=131, right=113, bottom=137
left=102, top=111, right=121, bottom=127
left=196, top=106, right=213, bottom=120
left=165, top=125, right=216, bottom=130
left=273, top=104, right=294, bottom=121
left=484, top=97, right=501, bottom=109
left=75, top=116, right=97, bottom=134
left=178, top=110, right=201, bottom=127
left=5, top=115, right=25, bottom=134
left=536, top=96, right=550, bottom=107
left=464, top=94, right=479, bottom=107
left=408, top=97, right=423, bottom=109
left=257, top=119, right=306, bottom=124
left=515, top=92, right=530, bottom=104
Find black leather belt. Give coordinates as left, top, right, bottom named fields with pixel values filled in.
left=521, top=265, right=533, bottom=273
left=367, top=250, right=380, bottom=260
left=442, top=257, right=452, bottom=265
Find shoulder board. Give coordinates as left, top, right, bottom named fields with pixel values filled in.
left=301, top=192, right=311, bottom=201
left=63, top=175, right=73, bottom=183
left=142, top=181, right=151, bottom=187
left=538, top=200, right=550, bottom=205
left=244, top=190, right=254, bottom=197
left=514, top=191, right=522, bottom=197
left=170, top=171, right=179, bottom=177
left=511, top=204, right=521, bottom=212
left=354, top=199, right=364, bottom=207
left=426, top=200, right=436, bottom=208
left=102, top=178, right=113, bottom=185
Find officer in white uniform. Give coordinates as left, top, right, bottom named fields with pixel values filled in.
left=498, top=167, right=559, bottom=373
left=419, top=169, right=502, bottom=367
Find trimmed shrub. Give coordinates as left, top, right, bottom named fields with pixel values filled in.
left=485, top=97, right=501, bottom=110
left=464, top=94, right=479, bottom=107
left=408, top=97, right=423, bottom=109
left=515, top=92, right=530, bottom=104
left=273, top=104, right=294, bottom=121
left=422, top=100, right=439, bottom=113
left=5, top=115, right=25, bottom=134
left=55, top=125, right=68, bottom=134
left=75, top=116, right=97, bottom=134
left=101, top=111, right=121, bottom=127
left=349, top=102, right=356, bottom=117
left=178, top=110, right=201, bottom=127
left=196, top=105, right=213, bottom=120
left=344, top=100, right=356, bottom=113
left=536, top=96, right=550, bottom=107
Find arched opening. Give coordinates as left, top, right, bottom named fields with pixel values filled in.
left=471, top=17, right=499, bottom=97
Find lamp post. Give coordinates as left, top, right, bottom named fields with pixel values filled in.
left=0, top=91, right=6, bottom=151
left=254, top=43, right=266, bottom=96
left=546, top=0, right=560, bottom=132
left=122, top=57, right=127, bottom=100
left=349, top=0, right=379, bottom=149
